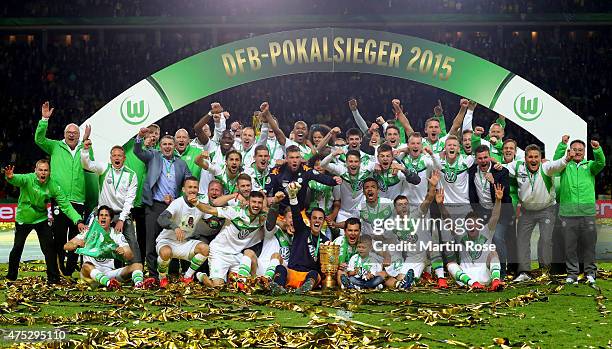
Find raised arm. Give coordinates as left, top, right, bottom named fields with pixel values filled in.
left=80, top=140, right=106, bottom=174
left=211, top=192, right=242, bottom=207
left=263, top=102, right=287, bottom=146
left=461, top=100, right=476, bottom=131
left=419, top=170, right=440, bottom=214
left=589, top=140, right=606, bottom=175
left=392, top=98, right=414, bottom=135
left=34, top=102, right=57, bottom=154
left=320, top=148, right=347, bottom=175
left=433, top=100, right=449, bottom=136
left=542, top=149, right=570, bottom=176
left=194, top=110, right=213, bottom=145
left=348, top=99, right=370, bottom=134
left=317, top=127, right=340, bottom=154
left=553, top=135, right=569, bottom=161
left=487, top=184, right=504, bottom=231
left=4, top=166, right=27, bottom=188
left=447, top=99, right=470, bottom=136
left=265, top=192, right=286, bottom=232
left=133, top=128, right=155, bottom=162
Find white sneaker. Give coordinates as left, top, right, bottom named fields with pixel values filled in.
left=586, top=276, right=596, bottom=285
left=376, top=284, right=384, bottom=290
left=514, top=273, right=532, bottom=282
left=565, top=277, right=578, bottom=285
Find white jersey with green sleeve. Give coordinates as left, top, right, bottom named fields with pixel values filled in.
left=324, top=156, right=375, bottom=218
left=374, top=169, right=407, bottom=201
left=209, top=206, right=266, bottom=254
left=401, top=153, right=434, bottom=204
left=359, top=197, right=395, bottom=236
left=433, top=153, right=474, bottom=204
left=458, top=226, right=494, bottom=268
left=347, top=253, right=383, bottom=278
left=156, top=197, right=204, bottom=242
left=390, top=210, right=430, bottom=262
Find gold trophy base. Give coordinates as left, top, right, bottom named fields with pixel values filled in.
left=322, top=273, right=337, bottom=290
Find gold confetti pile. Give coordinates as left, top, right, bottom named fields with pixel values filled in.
left=0, top=262, right=609, bottom=348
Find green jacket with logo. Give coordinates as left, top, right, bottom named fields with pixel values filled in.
left=6, top=173, right=82, bottom=224
left=124, top=138, right=148, bottom=207
left=35, top=119, right=86, bottom=203
left=553, top=141, right=606, bottom=217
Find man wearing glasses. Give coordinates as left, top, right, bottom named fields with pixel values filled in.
left=35, top=101, right=88, bottom=277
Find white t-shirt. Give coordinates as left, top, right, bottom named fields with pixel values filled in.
left=209, top=206, right=266, bottom=254
left=157, top=197, right=204, bottom=242
left=347, top=252, right=383, bottom=278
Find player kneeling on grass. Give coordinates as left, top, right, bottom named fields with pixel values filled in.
left=344, top=235, right=385, bottom=290
left=269, top=182, right=330, bottom=295
left=156, top=177, right=210, bottom=288
left=334, top=218, right=361, bottom=290
left=193, top=191, right=283, bottom=287
left=64, top=205, right=146, bottom=289
left=443, top=183, right=505, bottom=291
left=385, top=171, right=444, bottom=289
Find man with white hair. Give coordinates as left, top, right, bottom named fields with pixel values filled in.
left=35, top=101, right=87, bottom=277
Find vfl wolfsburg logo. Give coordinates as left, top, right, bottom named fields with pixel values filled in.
left=237, top=229, right=251, bottom=240
left=120, top=97, right=150, bottom=125
left=469, top=249, right=483, bottom=261
left=444, top=170, right=457, bottom=183
left=513, top=93, right=543, bottom=122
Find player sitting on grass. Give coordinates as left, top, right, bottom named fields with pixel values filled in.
left=344, top=235, right=385, bottom=290
left=334, top=217, right=361, bottom=289
left=384, top=171, right=445, bottom=289
left=64, top=205, right=148, bottom=290
left=442, top=183, right=505, bottom=291
left=155, top=177, right=210, bottom=288
left=269, top=182, right=330, bottom=295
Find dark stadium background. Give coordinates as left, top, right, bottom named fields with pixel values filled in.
left=0, top=0, right=610, bottom=201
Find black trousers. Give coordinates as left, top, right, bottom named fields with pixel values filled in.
left=7, top=221, right=60, bottom=283
left=52, top=202, right=85, bottom=276
left=131, top=206, right=147, bottom=266
left=145, top=201, right=168, bottom=278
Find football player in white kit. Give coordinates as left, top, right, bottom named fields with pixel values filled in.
left=155, top=177, right=211, bottom=288
left=444, top=183, right=506, bottom=291
left=64, top=206, right=147, bottom=290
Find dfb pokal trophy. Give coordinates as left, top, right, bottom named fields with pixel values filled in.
left=319, top=244, right=340, bottom=290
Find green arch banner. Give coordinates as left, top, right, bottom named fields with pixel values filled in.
left=83, top=27, right=586, bottom=161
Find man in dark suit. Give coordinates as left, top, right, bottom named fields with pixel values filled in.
left=468, top=145, right=512, bottom=278
left=134, top=128, right=192, bottom=279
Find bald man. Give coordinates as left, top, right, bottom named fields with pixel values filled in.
left=35, top=101, right=87, bottom=277
left=175, top=128, right=203, bottom=180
